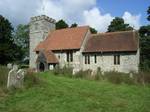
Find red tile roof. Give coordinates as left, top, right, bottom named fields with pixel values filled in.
left=83, top=31, right=139, bottom=53
left=44, top=50, right=58, bottom=63
left=35, top=26, right=89, bottom=51
left=36, top=50, right=58, bottom=63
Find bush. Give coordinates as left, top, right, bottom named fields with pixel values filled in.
left=94, top=67, right=104, bottom=80
left=142, top=72, right=150, bottom=83
left=74, top=69, right=92, bottom=79
left=53, top=65, right=73, bottom=77
left=140, top=60, right=150, bottom=72
left=0, top=65, right=9, bottom=87
left=52, top=65, right=150, bottom=85
left=104, top=71, right=135, bottom=85
left=135, top=71, right=150, bottom=85
left=24, top=69, right=41, bottom=88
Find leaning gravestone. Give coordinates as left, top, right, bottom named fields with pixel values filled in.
left=15, top=69, right=25, bottom=88
left=7, top=65, right=25, bottom=88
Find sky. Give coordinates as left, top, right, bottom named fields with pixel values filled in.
left=0, top=0, right=150, bottom=32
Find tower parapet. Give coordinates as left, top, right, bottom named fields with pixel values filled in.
left=30, top=15, right=56, bottom=23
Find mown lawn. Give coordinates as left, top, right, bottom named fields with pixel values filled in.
left=0, top=72, right=150, bottom=112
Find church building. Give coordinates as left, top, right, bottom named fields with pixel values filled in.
left=29, top=15, right=139, bottom=73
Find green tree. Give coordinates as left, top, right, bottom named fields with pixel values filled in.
left=147, top=6, right=150, bottom=21
left=107, top=17, right=133, bottom=32
left=56, top=19, right=69, bottom=29
left=70, top=23, right=78, bottom=28
left=0, top=15, right=20, bottom=64
left=90, top=27, right=98, bottom=34
left=139, top=6, right=150, bottom=70
left=139, top=25, right=150, bottom=70
left=13, top=24, right=29, bottom=60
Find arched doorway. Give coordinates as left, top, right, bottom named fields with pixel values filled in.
left=39, top=62, right=45, bottom=71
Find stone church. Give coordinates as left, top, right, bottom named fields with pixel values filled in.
left=29, top=15, right=139, bottom=73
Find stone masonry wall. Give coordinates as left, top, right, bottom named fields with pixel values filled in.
left=29, top=15, right=56, bottom=69
left=82, top=50, right=140, bottom=73
left=52, top=29, right=91, bottom=73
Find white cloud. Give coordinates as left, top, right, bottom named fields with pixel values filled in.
left=37, top=0, right=96, bottom=24
left=83, top=7, right=113, bottom=32
left=37, top=0, right=64, bottom=20
left=0, top=0, right=41, bottom=26
left=0, top=0, right=141, bottom=32
left=82, top=9, right=141, bottom=32
left=123, top=11, right=141, bottom=29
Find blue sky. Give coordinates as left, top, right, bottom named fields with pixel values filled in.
left=0, top=0, right=149, bottom=32
left=97, top=0, right=150, bottom=25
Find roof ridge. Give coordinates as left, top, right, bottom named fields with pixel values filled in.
left=55, top=25, right=89, bottom=31
left=91, top=30, right=136, bottom=37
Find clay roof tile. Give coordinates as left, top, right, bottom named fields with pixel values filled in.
left=83, top=30, right=139, bottom=53
left=35, top=26, right=89, bottom=51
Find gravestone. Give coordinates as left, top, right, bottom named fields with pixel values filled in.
left=7, top=63, right=13, bottom=69
left=7, top=65, right=25, bottom=88
left=15, top=69, right=25, bottom=88
left=129, top=73, right=133, bottom=78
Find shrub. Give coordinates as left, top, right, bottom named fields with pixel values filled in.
left=74, top=69, right=92, bottom=79
left=94, top=67, right=104, bottom=80
left=24, top=69, right=41, bottom=88
left=53, top=65, right=73, bottom=77
left=53, top=65, right=150, bottom=85
left=104, top=71, right=135, bottom=85
left=142, top=72, right=150, bottom=83
left=135, top=71, right=150, bottom=85
left=140, top=60, right=150, bottom=72
left=53, top=65, right=61, bottom=75
left=0, top=65, right=9, bottom=87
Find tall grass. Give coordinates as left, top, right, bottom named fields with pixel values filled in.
left=0, top=65, right=41, bottom=94
left=53, top=65, right=73, bottom=77
left=74, top=69, right=92, bottom=79
left=104, top=71, right=135, bottom=85
left=24, top=69, right=42, bottom=88
left=52, top=66, right=150, bottom=86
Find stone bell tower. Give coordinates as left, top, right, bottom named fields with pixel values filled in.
left=29, top=15, right=56, bottom=69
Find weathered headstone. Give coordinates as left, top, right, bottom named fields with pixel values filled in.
left=13, top=64, right=18, bottom=71
left=7, top=65, right=18, bottom=88
left=129, top=73, right=133, bottom=78
left=7, top=65, right=25, bottom=88
left=7, top=63, right=13, bottom=69
left=15, top=69, right=25, bottom=88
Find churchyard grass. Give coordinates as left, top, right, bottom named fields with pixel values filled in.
left=0, top=71, right=150, bottom=112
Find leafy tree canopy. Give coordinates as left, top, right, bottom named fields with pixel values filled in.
left=138, top=6, right=150, bottom=71
left=139, top=25, right=150, bottom=70
left=107, top=17, right=133, bottom=32
left=13, top=24, right=29, bottom=63
left=70, top=23, right=78, bottom=28
left=147, top=6, right=150, bottom=21
left=56, top=19, right=69, bottom=29
left=90, top=27, right=98, bottom=34
left=14, top=24, right=29, bottom=48
left=0, top=15, right=21, bottom=64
